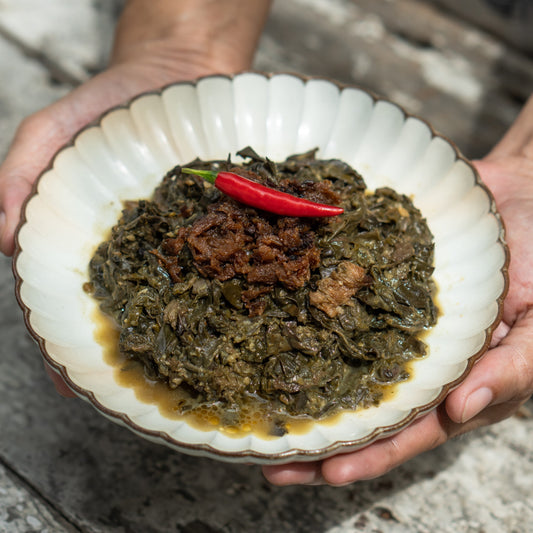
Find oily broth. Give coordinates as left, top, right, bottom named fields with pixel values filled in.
left=93, top=307, right=409, bottom=439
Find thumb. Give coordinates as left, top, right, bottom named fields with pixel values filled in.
left=446, top=310, right=533, bottom=427
left=0, top=106, right=73, bottom=256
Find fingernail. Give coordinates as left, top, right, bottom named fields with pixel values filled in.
left=461, top=387, right=493, bottom=423
left=304, top=473, right=326, bottom=486
left=300, top=466, right=324, bottom=486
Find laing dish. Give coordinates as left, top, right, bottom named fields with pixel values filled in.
left=86, top=148, right=437, bottom=436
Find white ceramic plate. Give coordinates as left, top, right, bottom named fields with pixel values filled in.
left=13, top=72, right=508, bottom=464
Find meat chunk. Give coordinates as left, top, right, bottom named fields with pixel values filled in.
left=157, top=187, right=328, bottom=314
left=309, top=261, right=369, bottom=317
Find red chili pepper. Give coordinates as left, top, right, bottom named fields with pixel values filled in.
left=181, top=168, right=344, bottom=217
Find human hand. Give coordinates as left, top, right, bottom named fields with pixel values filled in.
left=263, top=97, right=533, bottom=486
left=3, top=0, right=270, bottom=395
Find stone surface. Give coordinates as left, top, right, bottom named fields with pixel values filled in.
left=1, top=1, right=533, bottom=532
left=256, top=0, right=533, bottom=158
left=0, top=461, right=78, bottom=533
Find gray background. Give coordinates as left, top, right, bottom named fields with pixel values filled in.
left=1, top=1, right=533, bottom=532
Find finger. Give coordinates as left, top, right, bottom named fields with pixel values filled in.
left=490, top=321, right=511, bottom=347
left=263, top=408, right=451, bottom=486
left=486, top=94, right=533, bottom=160
left=446, top=309, right=533, bottom=425
left=319, top=409, right=450, bottom=485
left=44, top=362, right=77, bottom=398
left=0, top=174, right=34, bottom=255
left=472, top=158, right=528, bottom=201
left=262, top=461, right=322, bottom=486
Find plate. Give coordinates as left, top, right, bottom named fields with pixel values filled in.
left=13, top=72, right=508, bottom=464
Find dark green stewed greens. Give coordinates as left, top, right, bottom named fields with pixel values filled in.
left=88, top=148, right=437, bottom=425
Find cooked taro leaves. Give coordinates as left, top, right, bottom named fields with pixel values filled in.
left=88, top=148, right=437, bottom=421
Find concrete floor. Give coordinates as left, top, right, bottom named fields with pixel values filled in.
left=1, top=1, right=533, bottom=532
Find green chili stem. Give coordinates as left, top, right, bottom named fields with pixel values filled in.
left=182, top=168, right=217, bottom=184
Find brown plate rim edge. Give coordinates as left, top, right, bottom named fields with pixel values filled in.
left=11, top=70, right=510, bottom=464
